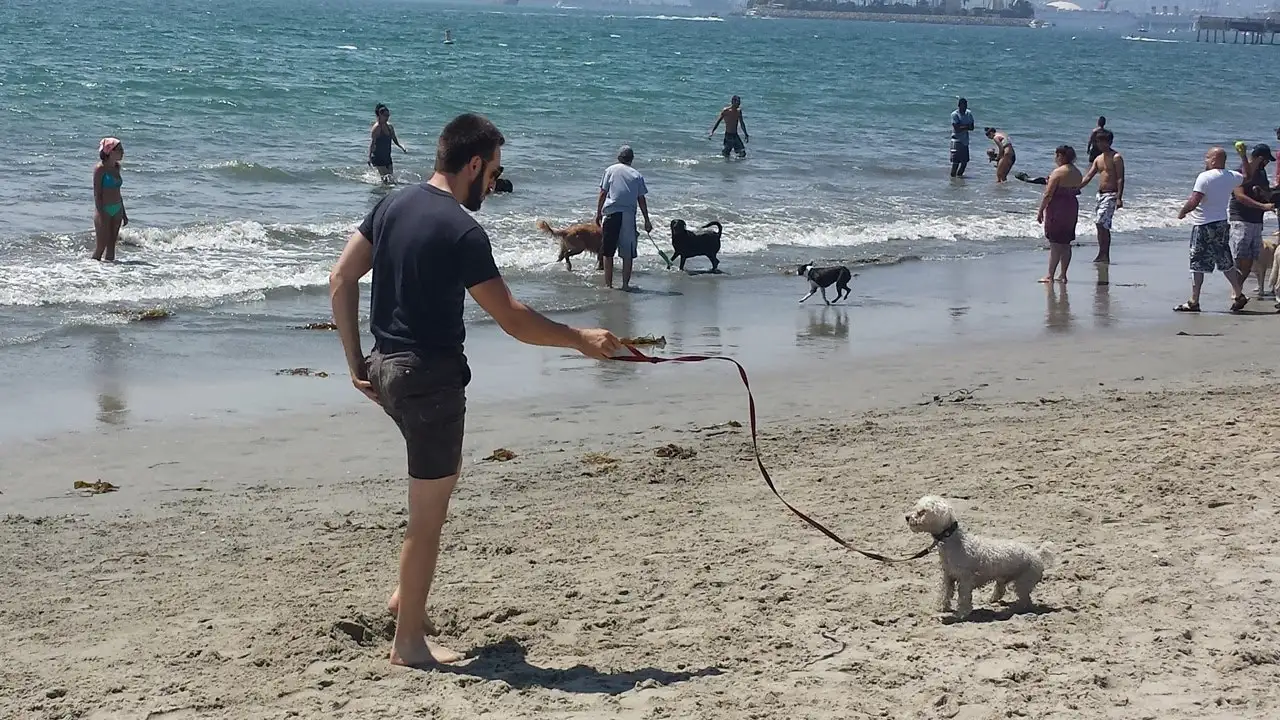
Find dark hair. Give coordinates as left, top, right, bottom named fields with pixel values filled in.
left=984, top=127, right=997, bottom=135
left=1097, top=129, right=1114, bottom=144
left=1097, top=116, right=1106, bottom=127
left=1055, top=144, right=1077, bottom=163
left=958, top=97, right=967, bottom=105
left=434, top=113, right=505, bottom=174
left=375, top=103, right=388, bottom=115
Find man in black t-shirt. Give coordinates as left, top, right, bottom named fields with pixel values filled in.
left=329, top=113, right=622, bottom=669
left=1228, top=144, right=1276, bottom=291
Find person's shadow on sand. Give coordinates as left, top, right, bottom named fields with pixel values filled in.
left=438, top=637, right=723, bottom=693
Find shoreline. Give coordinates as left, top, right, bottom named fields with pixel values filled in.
left=748, top=9, right=1033, bottom=27
left=0, top=238, right=1221, bottom=444
left=5, top=303, right=1280, bottom=718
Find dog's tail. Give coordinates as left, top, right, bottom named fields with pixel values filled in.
left=700, top=220, right=724, bottom=237
left=1036, top=542, right=1057, bottom=570
left=536, top=219, right=563, bottom=238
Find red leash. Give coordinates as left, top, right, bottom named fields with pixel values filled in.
left=611, top=345, right=937, bottom=563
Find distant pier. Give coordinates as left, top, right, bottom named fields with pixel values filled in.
left=1194, top=16, right=1280, bottom=44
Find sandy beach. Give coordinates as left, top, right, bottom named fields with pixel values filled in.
left=6, top=302, right=1280, bottom=719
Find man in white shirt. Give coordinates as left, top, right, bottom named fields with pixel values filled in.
left=594, top=145, right=653, bottom=290
left=1176, top=147, right=1272, bottom=312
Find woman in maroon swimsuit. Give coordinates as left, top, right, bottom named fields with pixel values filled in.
left=1036, top=145, right=1083, bottom=283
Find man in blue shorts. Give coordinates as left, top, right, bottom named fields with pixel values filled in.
left=330, top=113, right=623, bottom=668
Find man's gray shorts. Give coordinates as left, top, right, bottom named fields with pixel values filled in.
left=1230, top=221, right=1264, bottom=261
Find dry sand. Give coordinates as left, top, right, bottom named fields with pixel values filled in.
left=5, top=319, right=1280, bottom=719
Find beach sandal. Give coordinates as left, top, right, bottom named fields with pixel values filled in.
left=1231, top=295, right=1250, bottom=312
left=1174, top=301, right=1200, bottom=313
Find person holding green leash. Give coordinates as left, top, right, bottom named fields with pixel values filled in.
left=595, top=145, right=654, bottom=290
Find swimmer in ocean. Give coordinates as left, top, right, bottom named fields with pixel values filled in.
left=369, top=103, right=407, bottom=184
left=710, top=96, right=749, bottom=160
left=93, top=137, right=128, bottom=262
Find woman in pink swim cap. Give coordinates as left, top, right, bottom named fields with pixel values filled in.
left=93, top=137, right=128, bottom=261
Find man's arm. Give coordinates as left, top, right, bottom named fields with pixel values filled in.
left=595, top=188, right=607, bottom=225
left=637, top=195, right=652, bottom=233
left=1115, top=154, right=1125, bottom=207
left=1177, top=191, right=1204, bottom=220
left=739, top=112, right=748, bottom=139
left=468, top=278, right=620, bottom=358
left=1079, top=158, right=1098, bottom=188
left=709, top=109, right=724, bottom=137
left=1233, top=185, right=1274, bottom=211
left=329, top=231, right=378, bottom=402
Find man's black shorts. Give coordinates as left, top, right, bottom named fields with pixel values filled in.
left=601, top=212, right=622, bottom=258
left=367, top=350, right=469, bottom=480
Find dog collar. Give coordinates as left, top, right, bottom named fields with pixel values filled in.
left=932, top=521, right=959, bottom=542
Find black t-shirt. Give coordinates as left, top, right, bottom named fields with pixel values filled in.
left=358, top=183, right=502, bottom=356
left=1229, top=165, right=1270, bottom=224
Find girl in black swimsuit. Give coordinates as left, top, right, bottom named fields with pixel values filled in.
left=368, top=103, right=407, bottom=183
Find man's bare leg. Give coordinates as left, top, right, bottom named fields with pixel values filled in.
left=604, top=257, right=615, bottom=289
left=1190, top=271, right=1205, bottom=306
left=390, top=475, right=465, bottom=667
left=1093, top=224, right=1111, bottom=264
left=621, top=256, right=633, bottom=290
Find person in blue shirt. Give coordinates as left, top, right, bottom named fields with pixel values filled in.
left=950, top=98, right=975, bottom=178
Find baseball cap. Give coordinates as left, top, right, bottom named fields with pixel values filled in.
left=617, top=144, right=634, bottom=162
left=1252, top=144, right=1276, bottom=162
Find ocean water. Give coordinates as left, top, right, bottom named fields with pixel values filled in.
left=2, top=0, right=1275, bottom=350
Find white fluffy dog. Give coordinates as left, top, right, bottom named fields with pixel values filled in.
left=905, top=495, right=1055, bottom=620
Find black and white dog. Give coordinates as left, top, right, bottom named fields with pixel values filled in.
left=797, top=263, right=854, bottom=305
left=670, top=219, right=723, bottom=272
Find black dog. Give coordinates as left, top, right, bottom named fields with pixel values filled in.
left=797, top=263, right=853, bottom=305
left=492, top=165, right=513, bottom=194
left=670, top=219, right=723, bottom=272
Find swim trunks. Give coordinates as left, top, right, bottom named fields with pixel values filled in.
left=722, top=132, right=746, bottom=158
left=367, top=350, right=468, bottom=480
left=601, top=211, right=638, bottom=259
left=1230, top=220, right=1263, bottom=260
left=1095, top=192, right=1118, bottom=230
left=1190, top=221, right=1234, bottom=273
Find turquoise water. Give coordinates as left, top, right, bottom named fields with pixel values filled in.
left=2, top=0, right=1276, bottom=346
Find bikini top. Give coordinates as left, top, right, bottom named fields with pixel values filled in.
left=101, top=172, right=123, bottom=190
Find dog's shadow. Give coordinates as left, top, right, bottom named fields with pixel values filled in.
left=682, top=268, right=727, bottom=276
left=436, top=637, right=723, bottom=693
left=941, top=603, right=1067, bottom=625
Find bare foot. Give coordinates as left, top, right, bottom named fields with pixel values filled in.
left=1059, top=276, right=1068, bottom=284
left=387, top=590, right=440, bottom=635
left=1038, top=276, right=1053, bottom=284
left=389, top=638, right=465, bottom=668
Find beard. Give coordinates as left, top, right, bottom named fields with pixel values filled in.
left=462, top=165, right=488, bottom=212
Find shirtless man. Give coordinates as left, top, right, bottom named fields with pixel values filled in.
left=1078, top=129, right=1125, bottom=263
left=710, top=95, right=749, bottom=159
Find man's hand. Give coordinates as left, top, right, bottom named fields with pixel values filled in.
left=1116, top=198, right=1123, bottom=210
left=1177, top=209, right=1187, bottom=220
left=594, top=213, right=602, bottom=227
left=351, top=364, right=380, bottom=404
left=643, top=218, right=653, bottom=233
left=574, top=328, right=624, bottom=360
left=743, top=133, right=749, bottom=144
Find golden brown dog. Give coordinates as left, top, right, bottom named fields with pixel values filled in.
left=537, top=219, right=604, bottom=271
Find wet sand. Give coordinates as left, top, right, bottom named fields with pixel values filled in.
left=0, top=240, right=1226, bottom=443
left=5, top=267, right=1280, bottom=718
